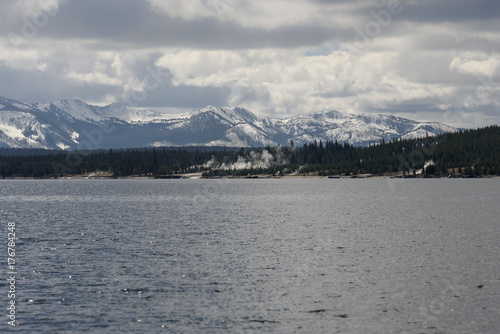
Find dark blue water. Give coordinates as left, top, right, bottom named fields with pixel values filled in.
left=1, top=179, right=499, bottom=333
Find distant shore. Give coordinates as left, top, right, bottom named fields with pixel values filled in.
left=1, top=173, right=499, bottom=180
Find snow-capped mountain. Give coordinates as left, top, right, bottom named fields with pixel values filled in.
left=0, top=96, right=458, bottom=150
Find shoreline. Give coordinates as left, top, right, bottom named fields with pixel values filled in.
left=1, top=174, right=499, bottom=180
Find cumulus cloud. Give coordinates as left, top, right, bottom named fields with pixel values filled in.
left=65, top=71, right=122, bottom=86
left=449, top=53, right=500, bottom=77
left=154, top=47, right=460, bottom=118
left=147, top=0, right=244, bottom=22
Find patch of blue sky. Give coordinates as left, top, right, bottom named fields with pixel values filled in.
left=304, top=44, right=342, bottom=57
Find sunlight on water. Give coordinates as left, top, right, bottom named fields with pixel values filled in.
left=0, top=179, right=499, bottom=333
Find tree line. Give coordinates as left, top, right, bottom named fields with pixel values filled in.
left=290, top=125, right=500, bottom=176
left=0, top=126, right=499, bottom=178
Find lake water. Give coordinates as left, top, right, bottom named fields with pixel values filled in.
left=0, top=179, right=499, bottom=333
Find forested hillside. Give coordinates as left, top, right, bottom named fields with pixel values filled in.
left=1, top=126, right=499, bottom=178
left=289, top=125, right=500, bottom=177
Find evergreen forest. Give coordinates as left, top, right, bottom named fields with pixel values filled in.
left=0, top=126, right=499, bottom=178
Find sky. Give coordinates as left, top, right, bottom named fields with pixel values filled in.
left=0, top=0, right=499, bottom=128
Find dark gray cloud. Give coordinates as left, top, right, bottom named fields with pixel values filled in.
left=400, top=0, right=500, bottom=23
left=17, top=0, right=336, bottom=50
left=139, top=82, right=232, bottom=109
left=0, top=66, right=120, bottom=103
left=0, top=37, right=124, bottom=103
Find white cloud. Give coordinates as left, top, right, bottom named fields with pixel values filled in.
left=449, top=53, right=500, bottom=77
left=147, top=0, right=369, bottom=29
left=0, top=40, right=48, bottom=71
left=147, top=0, right=243, bottom=21
left=155, top=47, right=457, bottom=117
left=65, top=71, right=122, bottom=86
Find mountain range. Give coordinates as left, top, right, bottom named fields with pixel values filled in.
left=0, top=96, right=458, bottom=150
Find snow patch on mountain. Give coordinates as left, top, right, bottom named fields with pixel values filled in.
left=0, top=96, right=460, bottom=150
left=0, top=111, right=45, bottom=148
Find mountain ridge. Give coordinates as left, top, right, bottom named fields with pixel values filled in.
left=0, top=96, right=459, bottom=150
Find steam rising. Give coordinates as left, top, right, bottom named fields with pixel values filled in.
left=204, top=148, right=288, bottom=170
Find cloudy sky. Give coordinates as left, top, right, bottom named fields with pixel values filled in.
left=1, top=0, right=499, bottom=128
